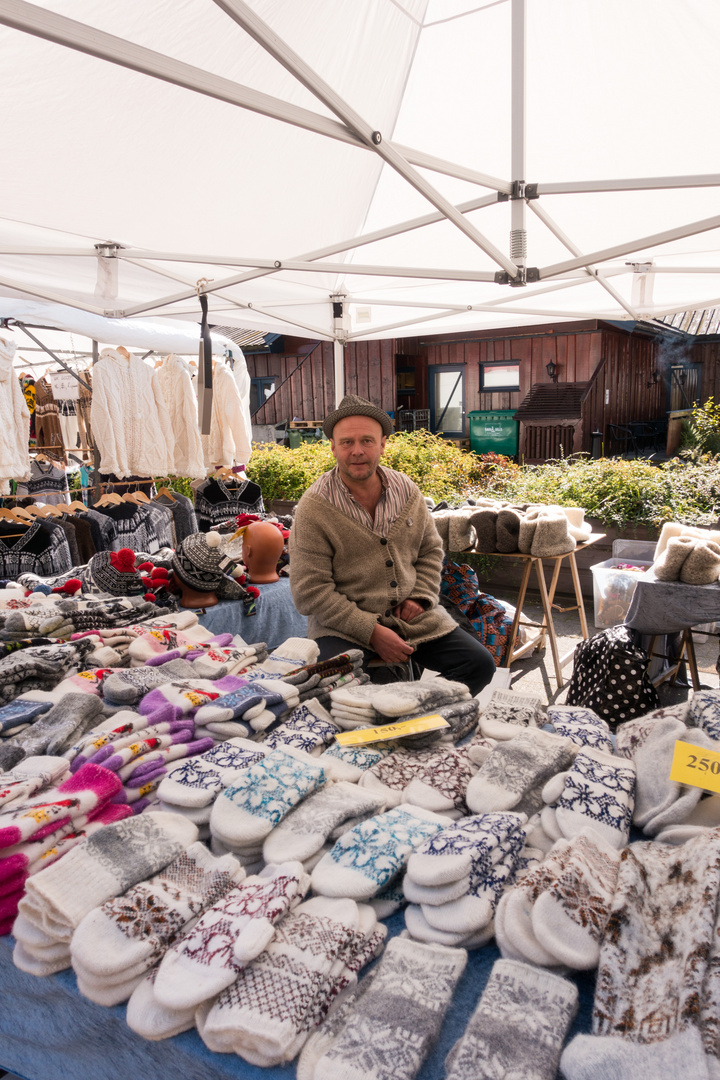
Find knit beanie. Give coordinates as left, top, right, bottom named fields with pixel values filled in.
left=172, top=532, right=247, bottom=601
left=85, top=549, right=144, bottom=596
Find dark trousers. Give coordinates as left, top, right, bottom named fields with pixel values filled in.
left=315, top=625, right=496, bottom=697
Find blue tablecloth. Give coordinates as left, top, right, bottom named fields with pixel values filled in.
left=197, top=579, right=307, bottom=649
left=0, top=917, right=594, bottom=1080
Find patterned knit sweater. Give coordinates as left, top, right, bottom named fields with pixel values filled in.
left=289, top=483, right=456, bottom=648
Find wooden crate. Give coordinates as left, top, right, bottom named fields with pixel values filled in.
left=288, top=420, right=323, bottom=429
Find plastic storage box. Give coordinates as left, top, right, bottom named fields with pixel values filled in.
left=590, top=557, right=653, bottom=629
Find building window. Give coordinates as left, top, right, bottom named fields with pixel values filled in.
left=480, top=361, right=520, bottom=392
left=250, top=376, right=276, bottom=416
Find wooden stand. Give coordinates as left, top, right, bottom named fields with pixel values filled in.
left=647, top=628, right=701, bottom=691
left=491, top=533, right=605, bottom=687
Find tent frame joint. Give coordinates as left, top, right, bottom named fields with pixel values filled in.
left=94, top=241, right=124, bottom=258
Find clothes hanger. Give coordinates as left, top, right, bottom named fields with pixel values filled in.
left=0, top=508, right=23, bottom=522
left=94, top=493, right=123, bottom=507
left=121, top=492, right=140, bottom=505
left=132, top=491, right=151, bottom=504
left=12, top=507, right=33, bottom=521
left=24, top=505, right=45, bottom=517
left=54, top=503, right=73, bottom=514
left=154, top=486, right=177, bottom=501
left=68, top=500, right=87, bottom=513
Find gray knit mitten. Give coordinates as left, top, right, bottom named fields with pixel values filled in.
left=7, top=694, right=104, bottom=758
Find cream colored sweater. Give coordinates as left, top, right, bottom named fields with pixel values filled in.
left=289, top=482, right=456, bottom=648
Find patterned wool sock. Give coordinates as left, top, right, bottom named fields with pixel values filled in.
left=547, top=704, right=614, bottom=752
left=311, top=805, right=450, bottom=901
left=406, top=812, right=527, bottom=887
left=250, top=637, right=320, bottom=677
left=209, top=747, right=327, bottom=847
left=18, top=811, right=199, bottom=939
left=445, top=958, right=578, bottom=1080
left=283, top=650, right=364, bottom=686
left=191, top=642, right=266, bottom=679
left=0, top=755, right=69, bottom=808
left=478, top=688, right=544, bottom=741
left=421, top=819, right=530, bottom=935
left=311, top=936, right=467, bottom=1080
left=297, top=965, right=380, bottom=1080
left=263, top=782, right=386, bottom=864
left=402, top=698, right=480, bottom=750
left=196, top=895, right=359, bottom=1065
left=531, top=829, right=620, bottom=970
left=101, top=664, right=191, bottom=706
left=70, top=842, right=243, bottom=986
left=0, top=762, right=121, bottom=849
left=466, top=728, right=575, bottom=815
left=542, top=747, right=636, bottom=848
left=7, top=693, right=104, bottom=758
left=153, top=860, right=308, bottom=1010
left=263, top=699, right=339, bottom=757
left=370, top=677, right=471, bottom=719
left=194, top=679, right=296, bottom=725
left=156, top=738, right=265, bottom=808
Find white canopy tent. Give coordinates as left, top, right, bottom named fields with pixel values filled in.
left=0, top=0, right=719, bottom=360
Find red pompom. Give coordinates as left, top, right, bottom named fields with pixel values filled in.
left=144, top=592, right=157, bottom=603
left=52, top=578, right=83, bottom=596
left=136, top=561, right=154, bottom=573
left=247, top=586, right=260, bottom=598
left=151, top=567, right=169, bottom=579
left=111, top=548, right=137, bottom=573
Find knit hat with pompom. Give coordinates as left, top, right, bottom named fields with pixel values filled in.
left=85, top=548, right=145, bottom=596
left=171, top=531, right=248, bottom=601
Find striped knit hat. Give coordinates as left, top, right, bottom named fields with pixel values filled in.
left=85, top=548, right=145, bottom=596
left=172, top=532, right=247, bottom=600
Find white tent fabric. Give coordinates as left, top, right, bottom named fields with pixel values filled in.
left=0, top=0, right=719, bottom=342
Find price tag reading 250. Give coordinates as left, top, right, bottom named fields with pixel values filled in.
left=670, top=740, right=720, bottom=794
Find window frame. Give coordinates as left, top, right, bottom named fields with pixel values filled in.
left=479, top=359, right=521, bottom=393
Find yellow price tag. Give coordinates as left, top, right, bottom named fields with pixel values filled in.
left=669, top=739, right=720, bottom=794
left=334, top=713, right=449, bottom=747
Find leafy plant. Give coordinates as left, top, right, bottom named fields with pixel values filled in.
left=679, top=397, right=720, bottom=458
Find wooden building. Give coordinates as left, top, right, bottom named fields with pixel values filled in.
left=245, top=319, right=705, bottom=461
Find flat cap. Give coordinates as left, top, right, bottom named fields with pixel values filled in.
left=323, top=394, right=393, bottom=439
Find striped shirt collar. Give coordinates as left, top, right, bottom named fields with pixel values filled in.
left=309, top=464, right=415, bottom=537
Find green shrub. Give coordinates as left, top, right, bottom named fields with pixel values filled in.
left=680, top=397, right=720, bottom=458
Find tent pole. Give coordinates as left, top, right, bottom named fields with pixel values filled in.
left=91, top=340, right=101, bottom=507
left=510, top=0, right=527, bottom=282
left=333, top=341, right=345, bottom=408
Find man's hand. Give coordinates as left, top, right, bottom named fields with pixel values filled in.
left=393, top=599, right=424, bottom=623
left=369, top=623, right=415, bottom=664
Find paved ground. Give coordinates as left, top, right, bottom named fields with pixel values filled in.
left=503, top=593, right=720, bottom=708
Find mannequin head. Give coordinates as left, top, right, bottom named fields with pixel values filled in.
left=242, top=521, right=284, bottom=584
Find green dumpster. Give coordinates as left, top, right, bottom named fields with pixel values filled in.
left=467, top=410, right=518, bottom=457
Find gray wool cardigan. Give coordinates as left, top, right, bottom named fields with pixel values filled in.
left=288, top=482, right=456, bottom=648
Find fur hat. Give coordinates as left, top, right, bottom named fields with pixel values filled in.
left=679, top=539, right=720, bottom=585
left=85, top=548, right=144, bottom=596
left=653, top=536, right=695, bottom=581
left=323, top=394, right=393, bottom=439
left=172, top=531, right=247, bottom=600
left=469, top=508, right=498, bottom=553
left=496, top=508, right=523, bottom=553
left=530, top=513, right=576, bottom=558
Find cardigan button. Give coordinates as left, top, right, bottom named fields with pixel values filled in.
left=385, top=559, right=393, bottom=567
left=390, top=580, right=397, bottom=588
left=380, top=538, right=388, bottom=545
left=385, top=609, right=391, bottom=617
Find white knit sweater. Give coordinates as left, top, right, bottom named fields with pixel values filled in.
left=154, top=354, right=205, bottom=478
left=0, top=333, right=31, bottom=495
left=201, top=360, right=253, bottom=469
left=91, top=349, right=175, bottom=478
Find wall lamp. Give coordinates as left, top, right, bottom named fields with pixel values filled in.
left=646, top=369, right=661, bottom=388
left=545, top=360, right=558, bottom=382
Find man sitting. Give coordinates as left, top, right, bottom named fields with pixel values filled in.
left=288, top=394, right=495, bottom=696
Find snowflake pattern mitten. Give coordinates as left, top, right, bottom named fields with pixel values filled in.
left=547, top=704, right=614, bottom=753
left=478, top=688, right=544, bottom=741
left=263, top=782, right=386, bottom=864
left=157, top=739, right=265, bottom=809
left=542, top=747, right=636, bottom=849
left=466, top=728, right=575, bottom=816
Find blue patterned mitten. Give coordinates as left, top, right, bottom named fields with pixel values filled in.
left=547, top=704, right=614, bottom=752
left=541, top=748, right=636, bottom=849
left=157, top=739, right=265, bottom=809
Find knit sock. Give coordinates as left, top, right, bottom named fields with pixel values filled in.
left=251, top=637, right=320, bottom=677
left=153, top=860, right=308, bottom=1011
left=101, top=666, right=186, bottom=706
left=138, top=678, right=223, bottom=722
left=70, top=842, right=242, bottom=981
left=406, top=811, right=527, bottom=887
left=312, top=936, right=467, bottom=1080
left=311, top=805, right=450, bottom=901
left=121, top=737, right=215, bottom=785
left=543, top=747, right=636, bottom=848
left=263, top=782, right=386, bottom=864
left=283, top=651, right=364, bottom=686
left=0, top=762, right=121, bottom=848
left=209, top=747, right=326, bottom=847
left=466, top=728, right=574, bottom=815
left=156, top=738, right=265, bottom=808
left=421, top=818, right=530, bottom=935
left=531, top=829, right=620, bottom=970
left=194, top=679, right=294, bottom=725
left=263, top=699, right=339, bottom=757
left=8, top=693, right=104, bottom=757
left=196, top=895, right=359, bottom=1065
left=0, top=755, right=69, bottom=808
left=547, top=703, right=614, bottom=752
left=445, top=958, right=578, bottom=1080
left=19, top=811, right=199, bottom=938
left=560, top=1028, right=711, bottom=1080
left=478, top=688, right=544, bottom=740
left=191, top=642, right=266, bottom=679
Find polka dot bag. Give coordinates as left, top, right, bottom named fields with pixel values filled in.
left=565, top=624, right=660, bottom=730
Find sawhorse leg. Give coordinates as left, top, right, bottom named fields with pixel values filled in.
left=534, top=557, right=564, bottom=686
left=502, top=556, right=534, bottom=669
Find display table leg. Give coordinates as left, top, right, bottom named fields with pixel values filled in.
left=534, top=558, right=564, bottom=686
left=502, top=556, right=534, bottom=669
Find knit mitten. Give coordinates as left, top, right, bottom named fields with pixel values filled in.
left=263, top=699, right=339, bottom=756
left=6, top=694, right=104, bottom=758
left=547, top=704, right=614, bottom=752
left=370, top=677, right=470, bottom=719
left=494, top=846, right=571, bottom=968
left=0, top=698, right=52, bottom=735
left=652, top=535, right=695, bottom=581
left=359, top=747, right=456, bottom=811
left=209, top=748, right=327, bottom=848
left=196, top=896, right=360, bottom=1065
left=466, top=728, right=575, bottom=816
left=477, top=688, right=544, bottom=741
left=0, top=755, right=69, bottom=809
left=445, top=958, right=578, bottom=1080
left=310, top=936, right=467, bottom=1080
left=126, top=967, right=196, bottom=1041
left=157, top=738, right=265, bottom=809
left=0, top=762, right=121, bottom=849
left=689, top=689, right=720, bottom=742
left=531, top=829, right=620, bottom=970
left=319, top=742, right=393, bottom=783
left=406, top=812, right=528, bottom=889
left=18, top=811, right=198, bottom=940
left=250, top=637, right=320, bottom=678
left=311, top=805, right=450, bottom=900
left=541, top=748, right=636, bottom=849
left=680, top=538, right=720, bottom=585
left=263, top=783, right=386, bottom=864
left=401, top=745, right=478, bottom=815
left=70, top=842, right=243, bottom=995
left=153, top=860, right=308, bottom=1010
